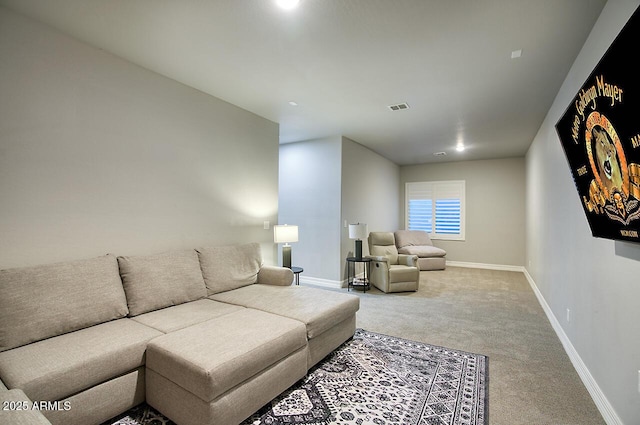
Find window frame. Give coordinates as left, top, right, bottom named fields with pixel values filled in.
left=405, top=180, right=466, bottom=241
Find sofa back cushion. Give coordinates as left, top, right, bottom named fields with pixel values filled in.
left=118, top=250, right=206, bottom=316
left=394, top=230, right=433, bottom=248
left=0, top=254, right=128, bottom=352
left=368, top=232, right=399, bottom=264
left=196, top=243, right=262, bottom=295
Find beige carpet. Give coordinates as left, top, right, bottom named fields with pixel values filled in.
left=345, top=266, right=604, bottom=425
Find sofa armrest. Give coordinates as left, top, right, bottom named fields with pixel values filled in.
left=0, top=389, right=53, bottom=425
left=398, top=254, right=418, bottom=267
left=257, top=265, right=294, bottom=286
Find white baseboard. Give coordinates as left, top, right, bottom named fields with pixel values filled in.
left=299, top=276, right=344, bottom=289
left=523, top=269, right=623, bottom=425
left=446, top=260, right=525, bottom=273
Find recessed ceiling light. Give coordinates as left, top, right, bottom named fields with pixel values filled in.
left=511, top=49, right=522, bottom=59
left=456, top=144, right=465, bottom=152
left=276, top=0, right=300, bottom=10
left=288, top=101, right=298, bottom=106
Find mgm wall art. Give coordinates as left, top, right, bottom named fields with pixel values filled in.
left=556, top=5, right=640, bottom=243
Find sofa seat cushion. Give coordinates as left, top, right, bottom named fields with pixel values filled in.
left=0, top=254, right=128, bottom=352
left=210, top=285, right=360, bottom=339
left=131, top=299, right=244, bottom=333
left=0, top=319, right=162, bottom=402
left=398, top=245, right=446, bottom=258
left=117, top=250, right=207, bottom=316
left=146, top=309, right=307, bottom=403
left=388, top=265, right=420, bottom=283
left=196, top=243, right=262, bottom=295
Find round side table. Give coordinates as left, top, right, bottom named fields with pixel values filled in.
left=346, top=257, right=371, bottom=292
left=291, top=266, right=303, bottom=285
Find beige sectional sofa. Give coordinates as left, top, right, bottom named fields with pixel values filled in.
left=0, top=243, right=359, bottom=425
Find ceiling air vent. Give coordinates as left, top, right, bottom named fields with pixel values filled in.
left=387, top=102, right=410, bottom=111
left=433, top=151, right=447, bottom=157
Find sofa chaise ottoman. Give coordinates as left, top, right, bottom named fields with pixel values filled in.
left=146, top=309, right=308, bottom=425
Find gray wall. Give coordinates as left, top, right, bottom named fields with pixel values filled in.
left=0, top=7, right=280, bottom=269
left=341, top=137, right=400, bottom=278
left=526, top=0, right=640, bottom=423
left=401, top=157, right=526, bottom=267
left=279, top=137, right=343, bottom=282
left=279, top=136, right=399, bottom=285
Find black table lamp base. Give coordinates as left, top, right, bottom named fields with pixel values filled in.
left=355, top=239, right=363, bottom=260
left=282, top=245, right=292, bottom=268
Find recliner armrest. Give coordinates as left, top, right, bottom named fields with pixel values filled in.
left=398, top=254, right=418, bottom=267
left=366, top=256, right=389, bottom=263
left=257, top=265, right=294, bottom=286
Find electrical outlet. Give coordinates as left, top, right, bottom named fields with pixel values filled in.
left=566, top=308, right=571, bottom=323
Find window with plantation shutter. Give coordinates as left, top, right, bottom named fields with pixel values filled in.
left=405, top=181, right=465, bottom=240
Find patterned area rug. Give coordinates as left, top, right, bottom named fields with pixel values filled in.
left=106, top=329, right=488, bottom=425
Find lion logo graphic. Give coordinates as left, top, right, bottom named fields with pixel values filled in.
left=592, top=125, right=624, bottom=197
left=583, top=111, right=640, bottom=225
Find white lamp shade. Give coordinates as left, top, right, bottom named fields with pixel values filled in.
left=274, top=224, right=298, bottom=243
left=348, top=223, right=368, bottom=240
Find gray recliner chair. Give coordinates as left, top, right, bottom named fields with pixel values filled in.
left=367, top=232, right=420, bottom=293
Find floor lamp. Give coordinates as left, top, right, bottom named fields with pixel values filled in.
left=274, top=224, right=298, bottom=268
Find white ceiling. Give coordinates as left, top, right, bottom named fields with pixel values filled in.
left=0, top=0, right=607, bottom=165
